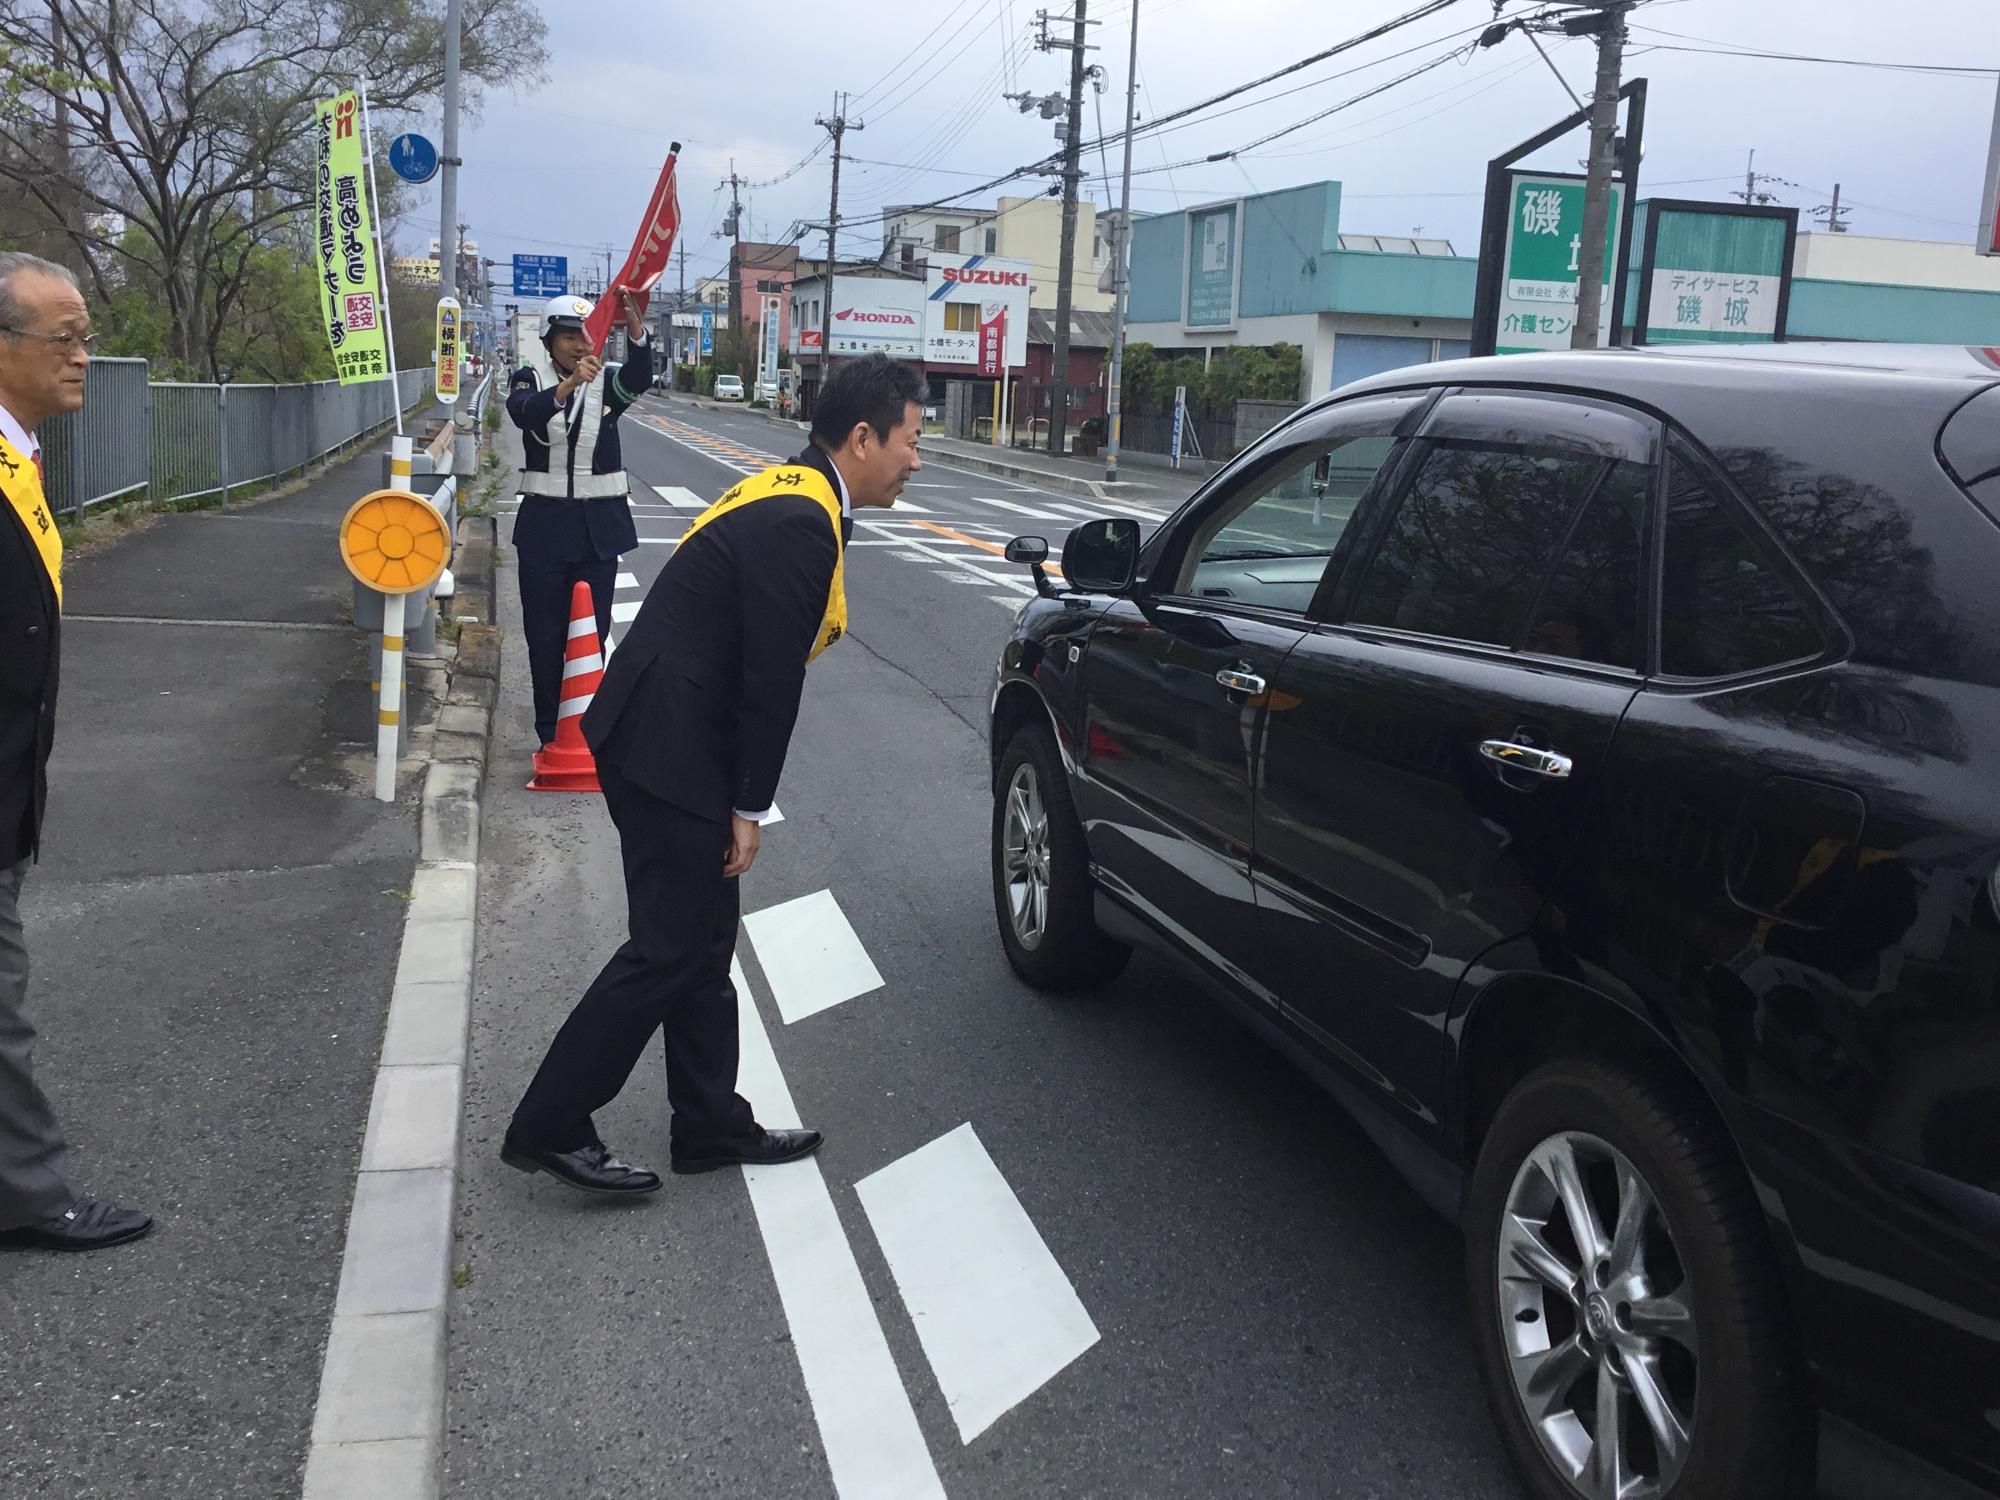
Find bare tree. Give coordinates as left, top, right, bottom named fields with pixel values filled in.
left=0, top=0, right=545, bottom=376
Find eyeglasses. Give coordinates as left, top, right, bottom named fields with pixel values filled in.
left=0, top=326, right=98, bottom=352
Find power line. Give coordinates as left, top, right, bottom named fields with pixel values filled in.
left=1628, top=27, right=1997, bottom=76
left=852, top=0, right=992, bottom=109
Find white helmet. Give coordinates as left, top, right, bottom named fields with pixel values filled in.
left=541, top=294, right=594, bottom=336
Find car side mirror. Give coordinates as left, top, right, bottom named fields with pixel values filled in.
left=1062, top=518, right=1140, bottom=595
left=1005, top=534, right=1057, bottom=597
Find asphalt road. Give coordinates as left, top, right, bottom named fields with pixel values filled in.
left=445, top=398, right=1525, bottom=1499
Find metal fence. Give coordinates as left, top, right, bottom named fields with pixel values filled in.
left=39, top=361, right=429, bottom=516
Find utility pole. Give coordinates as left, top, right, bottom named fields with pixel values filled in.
left=1569, top=0, right=1627, bottom=350
left=1812, top=183, right=1851, bottom=233
left=720, top=161, right=745, bottom=346
left=438, top=0, right=462, bottom=306
left=816, top=93, right=862, bottom=387
left=1039, top=4, right=1094, bottom=454
left=1103, top=0, right=1140, bottom=482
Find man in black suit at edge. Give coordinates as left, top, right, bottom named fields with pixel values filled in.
left=503, top=354, right=927, bottom=1194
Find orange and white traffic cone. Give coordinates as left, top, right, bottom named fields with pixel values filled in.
left=526, top=581, right=605, bottom=794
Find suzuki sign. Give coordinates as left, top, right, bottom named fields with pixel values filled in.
left=924, top=251, right=1029, bottom=367
left=827, top=275, right=925, bottom=357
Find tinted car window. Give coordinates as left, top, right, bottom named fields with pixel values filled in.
left=1660, top=438, right=1825, bottom=678
left=1522, top=461, right=1648, bottom=670
left=1348, top=441, right=1609, bottom=648
left=1177, top=396, right=1421, bottom=615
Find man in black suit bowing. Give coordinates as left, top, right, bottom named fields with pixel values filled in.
left=503, top=354, right=927, bottom=1195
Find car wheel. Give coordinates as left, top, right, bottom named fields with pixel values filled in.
left=991, top=724, right=1129, bottom=991
left=1466, top=1059, right=1808, bottom=1500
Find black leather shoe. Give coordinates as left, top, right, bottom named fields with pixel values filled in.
left=671, top=1127, right=824, bottom=1175
left=0, top=1197, right=153, bottom=1252
left=500, top=1130, right=661, bottom=1196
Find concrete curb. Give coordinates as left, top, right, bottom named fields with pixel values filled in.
left=301, top=523, right=499, bottom=1500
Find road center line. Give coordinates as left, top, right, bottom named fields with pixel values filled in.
left=730, top=956, right=945, bottom=1500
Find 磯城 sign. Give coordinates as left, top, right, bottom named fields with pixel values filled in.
left=1634, top=199, right=1797, bottom=346
left=1497, top=172, right=1626, bottom=355
left=312, top=91, right=390, bottom=386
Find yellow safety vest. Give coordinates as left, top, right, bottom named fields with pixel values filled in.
left=679, top=464, right=847, bottom=662
left=0, top=430, right=59, bottom=606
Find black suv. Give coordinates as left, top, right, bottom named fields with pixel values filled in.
left=988, top=346, right=2000, bottom=1500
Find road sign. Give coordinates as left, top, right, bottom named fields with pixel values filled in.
left=435, top=296, right=462, bottom=404
left=512, top=253, right=568, bottom=298
left=1496, top=173, right=1626, bottom=355
left=387, top=133, right=439, bottom=184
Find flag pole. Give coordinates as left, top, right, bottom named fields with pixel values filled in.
left=356, top=78, right=404, bottom=436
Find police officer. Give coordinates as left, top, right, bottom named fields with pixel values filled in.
left=506, top=288, right=653, bottom=748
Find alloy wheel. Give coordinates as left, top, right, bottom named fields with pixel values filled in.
left=1496, top=1130, right=1701, bottom=1499
left=1001, top=760, right=1052, bottom=950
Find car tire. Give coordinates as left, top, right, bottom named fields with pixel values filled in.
left=1465, top=1058, right=1808, bottom=1500
left=991, top=724, right=1129, bottom=991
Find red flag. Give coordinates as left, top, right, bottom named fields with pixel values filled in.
left=584, top=141, right=683, bottom=354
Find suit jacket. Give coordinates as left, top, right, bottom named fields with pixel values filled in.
left=0, top=486, right=59, bottom=867
left=583, top=446, right=848, bottom=824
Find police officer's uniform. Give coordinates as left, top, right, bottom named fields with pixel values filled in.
left=506, top=295, right=654, bottom=745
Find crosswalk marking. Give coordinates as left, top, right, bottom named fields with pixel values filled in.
left=856, top=1123, right=1101, bottom=1444
left=730, top=957, right=945, bottom=1500
left=615, top=572, right=639, bottom=589
left=652, top=484, right=705, bottom=510
left=743, top=889, right=885, bottom=1024
left=611, top=600, right=640, bottom=624
left=971, top=495, right=1066, bottom=520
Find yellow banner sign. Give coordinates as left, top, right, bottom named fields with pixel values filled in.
left=313, top=91, right=390, bottom=386
left=435, top=296, right=462, bottom=403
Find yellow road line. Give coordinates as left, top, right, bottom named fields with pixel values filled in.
left=911, top=520, right=1064, bottom=576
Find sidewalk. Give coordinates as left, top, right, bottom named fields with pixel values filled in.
left=0, top=435, right=465, bottom=1499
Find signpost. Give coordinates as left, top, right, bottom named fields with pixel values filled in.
left=1495, top=174, right=1626, bottom=354
left=700, top=303, right=715, bottom=358
left=759, top=293, right=782, bottom=394
left=435, top=295, right=462, bottom=403
left=981, top=307, right=1007, bottom=445
left=511, top=252, right=568, bottom=298
left=338, top=475, right=450, bottom=802
left=387, top=132, right=440, bottom=185
left=1169, top=385, right=1188, bottom=469
left=1634, top=199, right=1797, bottom=345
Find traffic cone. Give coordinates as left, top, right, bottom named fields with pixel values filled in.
left=527, top=581, right=604, bottom=793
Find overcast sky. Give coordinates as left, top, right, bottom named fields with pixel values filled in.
left=396, top=0, right=2000, bottom=297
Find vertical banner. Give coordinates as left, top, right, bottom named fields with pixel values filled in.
left=761, top=293, right=782, bottom=390
left=1169, top=384, right=1188, bottom=468
left=700, top=303, right=715, bottom=357
left=977, top=306, right=1006, bottom=377
left=435, top=296, right=462, bottom=403
left=313, top=91, right=390, bottom=385
left=584, top=142, right=683, bottom=353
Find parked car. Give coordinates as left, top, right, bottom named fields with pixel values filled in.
left=714, top=374, right=745, bottom=401
left=989, top=344, right=2000, bottom=1500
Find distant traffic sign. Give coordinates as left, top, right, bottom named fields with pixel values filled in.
left=387, top=133, right=439, bottom=185
left=512, top=253, right=568, bottom=298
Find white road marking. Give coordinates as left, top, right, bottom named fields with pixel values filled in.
left=884, top=497, right=934, bottom=513
left=652, top=484, right=707, bottom=510
left=730, top=958, right=945, bottom=1500
left=932, top=571, right=986, bottom=585
left=855, top=523, right=1034, bottom=595
left=857, top=1123, right=1101, bottom=1444
left=843, top=539, right=907, bottom=547
left=616, top=572, right=640, bottom=590
left=632, top=537, right=682, bottom=545
left=743, top=889, right=885, bottom=1024
left=971, top=495, right=1066, bottom=520
left=990, top=595, right=1027, bottom=613
left=611, top=600, right=641, bottom=624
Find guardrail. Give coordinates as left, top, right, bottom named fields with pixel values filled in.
left=38, top=361, right=430, bottom=517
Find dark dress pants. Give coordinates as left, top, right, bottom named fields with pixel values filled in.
left=518, top=550, right=617, bottom=745
left=511, top=763, right=757, bottom=1152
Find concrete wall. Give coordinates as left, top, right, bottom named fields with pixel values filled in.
left=1240, top=183, right=1343, bottom=318
left=993, top=196, right=1112, bottom=314
left=1792, top=232, right=2000, bottom=292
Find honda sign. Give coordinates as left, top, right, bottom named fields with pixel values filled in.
left=827, top=275, right=925, bottom=357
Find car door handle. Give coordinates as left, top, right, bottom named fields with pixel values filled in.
left=1216, top=667, right=1267, bottom=696
left=1479, top=740, right=1574, bottom=779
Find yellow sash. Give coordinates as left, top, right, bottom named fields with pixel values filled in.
left=679, top=464, right=846, bottom=662
left=0, top=431, right=59, bottom=606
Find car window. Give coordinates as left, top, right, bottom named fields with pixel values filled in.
left=1176, top=396, right=1421, bottom=615
left=1521, top=461, right=1649, bottom=670
left=1660, top=438, right=1825, bottom=678
left=1347, top=440, right=1616, bottom=649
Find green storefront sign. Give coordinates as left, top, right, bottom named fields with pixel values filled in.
left=1635, top=199, right=1797, bottom=344
left=1498, top=173, right=1625, bottom=355
left=1185, top=202, right=1238, bottom=329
